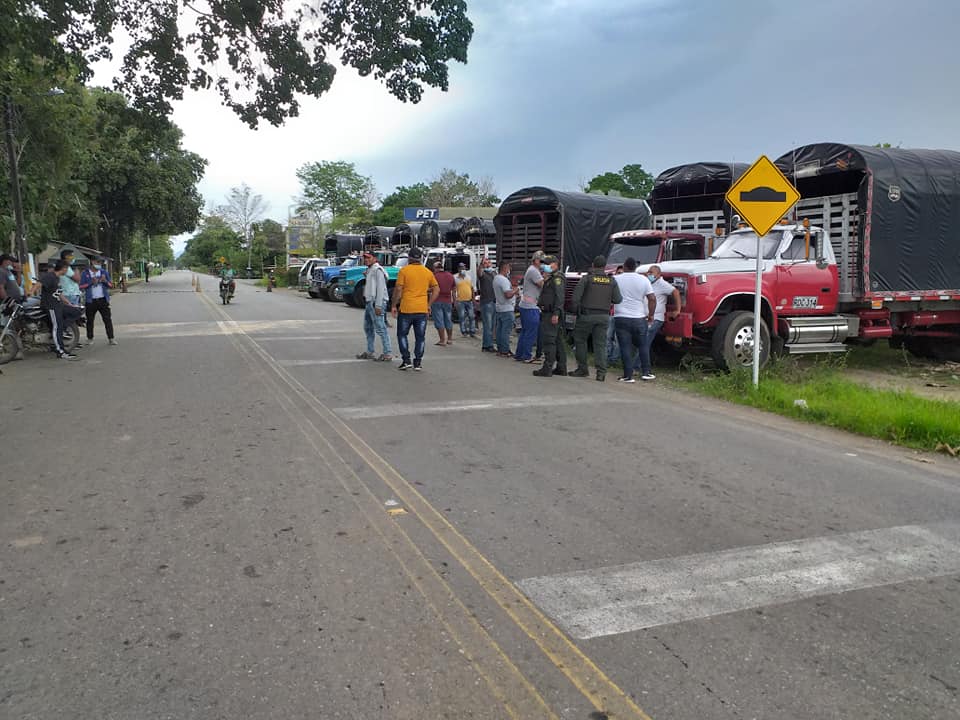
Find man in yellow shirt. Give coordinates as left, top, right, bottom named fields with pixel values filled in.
left=453, top=263, right=476, bottom=338
left=390, top=247, right=439, bottom=370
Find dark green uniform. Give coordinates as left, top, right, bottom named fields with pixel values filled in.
left=532, top=271, right=567, bottom=377
left=571, top=269, right=621, bottom=380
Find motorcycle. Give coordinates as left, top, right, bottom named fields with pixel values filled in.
left=219, top=277, right=235, bottom=305
left=0, top=299, right=81, bottom=363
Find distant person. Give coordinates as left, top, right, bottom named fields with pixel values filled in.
left=454, top=263, right=476, bottom=337
left=515, top=251, right=544, bottom=362
left=79, top=256, right=117, bottom=346
left=570, top=255, right=621, bottom=381
left=493, top=261, right=518, bottom=357
left=38, top=260, right=79, bottom=360
left=390, top=247, right=439, bottom=371
left=431, top=261, right=456, bottom=346
left=532, top=255, right=567, bottom=377
left=476, top=257, right=497, bottom=352
left=144, top=264, right=150, bottom=283
left=356, top=251, right=392, bottom=361
left=645, top=265, right=682, bottom=367
left=613, top=257, right=656, bottom=382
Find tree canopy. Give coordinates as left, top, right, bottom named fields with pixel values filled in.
left=423, top=168, right=499, bottom=207
left=1, top=0, right=474, bottom=128
left=296, top=160, right=377, bottom=231
left=372, top=183, right=430, bottom=226
left=584, top=163, right=654, bottom=199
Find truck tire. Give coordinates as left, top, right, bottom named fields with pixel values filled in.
left=349, top=282, right=364, bottom=308
left=322, top=281, right=340, bottom=301
left=711, top=310, right=770, bottom=371
left=905, top=336, right=960, bottom=362
left=307, top=290, right=319, bottom=299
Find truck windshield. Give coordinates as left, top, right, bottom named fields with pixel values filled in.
left=607, top=242, right=660, bottom=266
left=711, top=231, right=784, bottom=260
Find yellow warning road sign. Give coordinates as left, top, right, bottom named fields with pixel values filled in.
left=725, top=155, right=801, bottom=237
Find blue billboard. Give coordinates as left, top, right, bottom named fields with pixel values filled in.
left=403, top=207, right=440, bottom=221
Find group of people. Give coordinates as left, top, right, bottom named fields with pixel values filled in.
left=354, top=246, right=680, bottom=381
left=0, top=249, right=117, bottom=361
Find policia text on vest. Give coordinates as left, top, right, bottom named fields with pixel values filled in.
left=570, top=264, right=621, bottom=381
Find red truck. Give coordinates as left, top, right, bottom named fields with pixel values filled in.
left=655, top=143, right=960, bottom=368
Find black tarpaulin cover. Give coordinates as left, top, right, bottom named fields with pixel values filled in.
left=650, top=162, right=749, bottom=215
left=495, top=187, right=651, bottom=271
left=324, top=233, right=363, bottom=256
left=775, top=143, right=960, bottom=294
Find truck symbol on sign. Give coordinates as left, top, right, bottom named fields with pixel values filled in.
left=740, top=186, right=788, bottom=203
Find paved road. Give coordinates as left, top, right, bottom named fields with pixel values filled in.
left=3, top=269, right=959, bottom=719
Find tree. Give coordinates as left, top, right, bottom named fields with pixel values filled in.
left=296, top=160, right=377, bottom=230
left=584, top=164, right=654, bottom=199
left=217, top=183, right=268, bottom=268
left=1, top=1, right=474, bottom=128
left=423, top=169, right=499, bottom=207
left=251, top=219, right=286, bottom=257
left=372, top=182, right=429, bottom=226
left=178, top=215, right=242, bottom=268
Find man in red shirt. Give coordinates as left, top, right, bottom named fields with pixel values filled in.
left=431, top=261, right=457, bottom=346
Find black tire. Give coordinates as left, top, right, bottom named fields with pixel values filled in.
left=905, top=336, right=960, bottom=362
left=322, top=281, right=340, bottom=301
left=711, top=310, right=770, bottom=371
left=0, top=330, right=21, bottom=364
left=62, top=322, right=80, bottom=353
left=307, top=290, right=319, bottom=299
left=350, top=283, right=364, bottom=308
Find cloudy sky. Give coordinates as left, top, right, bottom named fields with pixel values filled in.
left=136, top=0, right=960, bottom=254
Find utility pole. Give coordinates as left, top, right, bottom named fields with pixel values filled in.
left=3, top=95, right=28, bottom=267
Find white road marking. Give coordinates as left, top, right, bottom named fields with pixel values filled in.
left=282, top=355, right=486, bottom=367
left=335, top=395, right=633, bottom=420
left=518, top=523, right=960, bottom=639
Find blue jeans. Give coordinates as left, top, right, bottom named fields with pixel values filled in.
left=495, top=310, right=513, bottom=353
left=431, top=302, right=453, bottom=331
left=396, top=313, right=427, bottom=363
left=364, top=300, right=391, bottom=355
left=615, top=316, right=650, bottom=380
left=515, top=307, right=540, bottom=360
left=458, top=300, right=476, bottom=335
left=606, top=315, right=620, bottom=362
left=645, top=318, right=663, bottom=363
left=480, top=301, right=495, bottom=348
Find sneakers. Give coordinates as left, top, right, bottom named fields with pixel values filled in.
left=58, top=352, right=79, bottom=361
left=108, top=338, right=118, bottom=346
left=618, top=377, right=636, bottom=383
left=85, top=338, right=94, bottom=346
left=375, top=353, right=392, bottom=362
left=596, top=374, right=606, bottom=382
left=553, top=369, right=568, bottom=376
left=413, top=363, right=423, bottom=372
left=398, top=361, right=412, bottom=371
left=641, top=373, right=656, bottom=381
left=356, top=351, right=375, bottom=360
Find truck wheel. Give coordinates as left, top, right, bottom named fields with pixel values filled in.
left=905, top=336, right=960, bottom=362
left=350, top=283, right=365, bottom=308
left=307, top=290, right=319, bottom=299
left=711, top=310, right=770, bottom=371
left=322, top=282, right=339, bottom=301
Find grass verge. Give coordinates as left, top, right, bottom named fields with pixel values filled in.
left=681, top=358, right=960, bottom=452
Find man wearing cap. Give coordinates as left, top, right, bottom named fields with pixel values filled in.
left=454, top=263, right=476, bottom=338
left=390, top=247, right=439, bottom=371
left=515, top=251, right=544, bottom=362
left=79, top=256, right=117, bottom=346
left=431, top=260, right=456, bottom=346
left=356, top=251, right=391, bottom=361
left=570, top=255, right=622, bottom=381
left=532, top=255, right=567, bottom=377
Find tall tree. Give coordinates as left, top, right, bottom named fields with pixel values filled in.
left=1, top=1, right=474, bottom=128
left=423, top=169, right=499, bottom=207
left=178, top=215, right=242, bottom=268
left=584, top=164, right=654, bottom=199
left=296, top=160, right=377, bottom=230
left=217, top=183, right=268, bottom=268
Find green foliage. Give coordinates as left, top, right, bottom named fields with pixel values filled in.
left=691, top=361, right=960, bottom=451
left=373, top=183, right=429, bottom=226
left=296, top=160, right=377, bottom=230
left=585, top=164, right=654, bottom=199
left=423, top=168, right=499, bottom=207
left=177, top=215, right=242, bottom=269
left=0, top=0, right=473, bottom=128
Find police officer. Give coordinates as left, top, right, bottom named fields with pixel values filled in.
left=532, top=255, right=567, bottom=377
left=570, top=255, right=621, bottom=381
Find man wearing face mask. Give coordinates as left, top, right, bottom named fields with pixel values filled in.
left=644, top=265, right=682, bottom=368
left=59, top=250, right=82, bottom=306
left=532, top=256, right=567, bottom=377
left=80, top=256, right=116, bottom=346
left=476, top=257, right=497, bottom=352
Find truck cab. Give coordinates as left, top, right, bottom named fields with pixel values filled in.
left=658, top=222, right=856, bottom=369
left=315, top=255, right=360, bottom=301
left=341, top=251, right=407, bottom=307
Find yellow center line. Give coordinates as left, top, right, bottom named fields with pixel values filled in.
left=199, top=291, right=654, bottom=719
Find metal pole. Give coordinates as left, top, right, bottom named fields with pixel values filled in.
left=752, top=234, right=763, bottom=387
left=3, top=95, right=28, bottom=266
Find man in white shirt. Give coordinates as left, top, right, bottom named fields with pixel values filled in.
left=613, top=257, right=656, bottom=382
left=645, top=264, right=682, bottom=367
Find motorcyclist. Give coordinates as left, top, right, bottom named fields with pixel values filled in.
left=220, top=262, right=237, bottom=297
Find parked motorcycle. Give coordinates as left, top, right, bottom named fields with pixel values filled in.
left=0, top=299, right=81, bottom=363
left=219, top=277, right=235, bottom=305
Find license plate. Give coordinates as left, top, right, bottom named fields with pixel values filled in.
left=792, top=296, right=818, bottom=308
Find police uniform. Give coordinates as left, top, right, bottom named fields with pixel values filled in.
left=571, top=260, right=622, bottom=380
left=532, top=257, right=566, bottom=377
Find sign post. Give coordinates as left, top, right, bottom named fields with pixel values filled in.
left=724, top=155, right=800, bottom=386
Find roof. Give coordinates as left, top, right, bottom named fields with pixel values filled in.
left=650, top=162, right=750, bottom=215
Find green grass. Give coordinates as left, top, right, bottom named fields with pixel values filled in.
left=685, top=360, right=960, bottom=451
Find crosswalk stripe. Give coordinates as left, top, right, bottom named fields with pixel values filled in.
left=518, top=523, right=960, bottom=639
left=335, top=394, right=635, bottom=420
